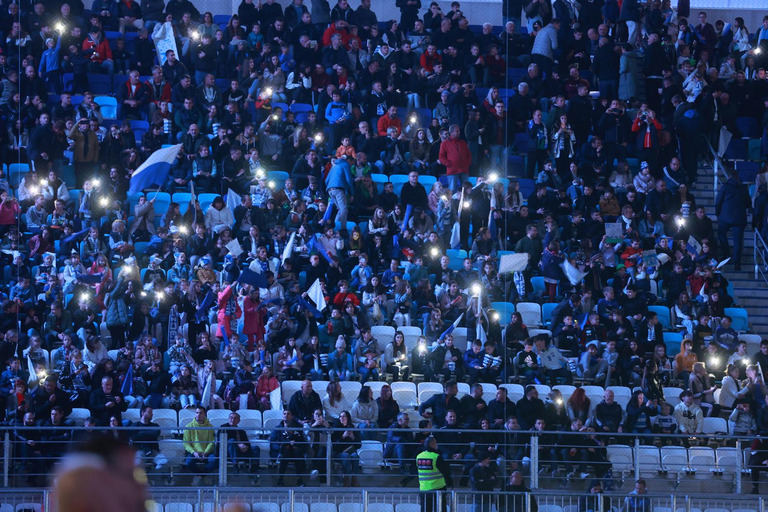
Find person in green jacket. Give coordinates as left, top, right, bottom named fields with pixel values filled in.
left=183, top=406, right=217, bottom=475
left=417, top=436, right=452, bottom=512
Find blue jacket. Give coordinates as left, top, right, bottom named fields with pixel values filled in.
left=327, top=350, right=354, bottom=374
left=324, top=101, right=348, bottom=124
left=540, top=249, right=565, bottom=280
left=325, top=160, right=354, bottom=194
left=715, top=177, right=749, bottom=226
left=38, top=37, right=62, bottom=75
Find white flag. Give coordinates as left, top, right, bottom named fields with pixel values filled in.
left=307, top=279, right=327, bottom=312
left=282, top=232, right=296, bottom=264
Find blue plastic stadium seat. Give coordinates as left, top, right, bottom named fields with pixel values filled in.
left=735, top=116, right=758, bottom=139
left=87, top=73, right=112, bottom=94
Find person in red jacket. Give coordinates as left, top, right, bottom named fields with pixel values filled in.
left=438, top=124, right=472, bottom=191
left=419, top=44, right=441, bottom=72
left=0, top=191, right=20, bottom=235
left=82, top=28, right=114, bottom=75
left=116, top=71, right=148, bottom=120
left=243, top=287, right=267, bottom=350
left=145, top=65, right=172, bottom=119
left=377, top=105, right=402, bottom=136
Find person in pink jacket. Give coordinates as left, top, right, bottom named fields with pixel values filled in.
left=243, top=287, right=267, bottom=350
left=217, top=283, right=242, bottom=340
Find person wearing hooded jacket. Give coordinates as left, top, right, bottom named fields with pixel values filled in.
left=715, top=170, right=750, bottom=270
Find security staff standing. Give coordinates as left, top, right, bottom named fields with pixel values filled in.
left=417, top=436, right=453, bottom=512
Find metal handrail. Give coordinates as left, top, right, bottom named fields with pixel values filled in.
left=5, top=488, right=765, bottom=512
left=755, top=229, right=768, bottom=284
left=1, top=425, right=755, bottom=491
left=700, top=135, right=730, bottom=202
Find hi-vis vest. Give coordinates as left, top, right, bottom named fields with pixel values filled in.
left=417, top=450, right=446, bottom=491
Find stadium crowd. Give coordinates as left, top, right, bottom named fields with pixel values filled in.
left=2, top=0, right=768, bottom=493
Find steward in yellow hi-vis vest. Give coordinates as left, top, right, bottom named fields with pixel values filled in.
left=416, top=436, right=451, bottom=512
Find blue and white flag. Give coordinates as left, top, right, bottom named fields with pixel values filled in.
left=121, top=364, right=133, bottom=396
left=129, top=144, right=182, bottom=193
left=438, top=313, right=464, bottom=342
left=322, top=197, right=334, bottom=224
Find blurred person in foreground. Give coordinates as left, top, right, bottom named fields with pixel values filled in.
left=54, top=436, right=147, bottom=512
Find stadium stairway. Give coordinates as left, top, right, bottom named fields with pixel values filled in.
left=692, top=161, right=768, bottom=338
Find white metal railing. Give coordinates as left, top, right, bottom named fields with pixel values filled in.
left=0, top=427, right=757, bottom=493
left=701, top=135, right=730, bottom=202
left=755, top=229, right=768, bottom=285
left=4, top=488, right=765, bottom=512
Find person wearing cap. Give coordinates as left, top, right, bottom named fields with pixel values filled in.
left=416, top=436, right=452, bottom=512
left=327, top=338, right=355, bottom=381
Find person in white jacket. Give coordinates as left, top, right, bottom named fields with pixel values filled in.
left=719, top=363, right=751, bottom=411
left=350, top=385, right=379, bottom=439
left=673, top=390, right=703, bottom=435
left=204, top=195, right=234, bottom=233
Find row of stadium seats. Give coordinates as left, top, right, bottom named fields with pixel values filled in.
left=66, top=379, right=735, bottom=431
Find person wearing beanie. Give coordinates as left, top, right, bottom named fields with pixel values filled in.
left=416, top=436, right=452, bottom=512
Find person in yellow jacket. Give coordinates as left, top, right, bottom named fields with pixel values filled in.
left=183, top=406, right=217, bottom=477
left=417, top=436, right=452, bottom=512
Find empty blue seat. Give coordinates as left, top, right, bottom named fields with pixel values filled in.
left=542, top=302, right=558, bottom=327
left=419, top=175, right=437, bottom=191
left=132, top=129, right=146, bottom=144
left=735, top=116, right=758, bottom=139
left=214, top=78, right=230, bottom=93
left=112, top=74, right=129, bottom=91
left=735, top=160, right=760, bottom=182
left=9, top=163, right=30, bottom=187
left=723, top=139, right=747, bottom=161
left=63, top=73, right=74, bottom=91
left=129, top=120, right=149, bottom=131
left=446, top=249, right=467, bottom=260
left=87, top=73, right=112, bottom=94
left=514, top=133, right=528, bottom=153
left=663, top=331, right=683, bottom=356
left=518, top=178, right=535, bottom=198
left=290, top=103, right=313, bottom=113
left=724, top=307, right=749, bottom=331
